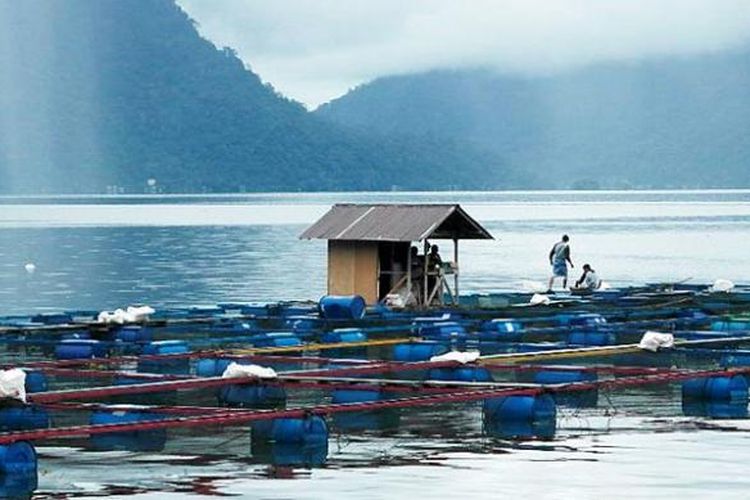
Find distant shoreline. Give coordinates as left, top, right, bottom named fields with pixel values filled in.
left=1, top=188, right=750, bottom=201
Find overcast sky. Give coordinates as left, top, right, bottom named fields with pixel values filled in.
left=176, top=0, right=750, bottom=108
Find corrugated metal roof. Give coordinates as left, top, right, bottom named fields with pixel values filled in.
left=300, top=204, right=493, bottom=241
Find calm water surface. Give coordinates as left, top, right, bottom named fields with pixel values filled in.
left=1, top=190, right=749, bottom=499
left=1, top=190, right=749, bottom=313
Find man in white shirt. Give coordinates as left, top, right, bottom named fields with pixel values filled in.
left=574, top=264, right=601, bottom=290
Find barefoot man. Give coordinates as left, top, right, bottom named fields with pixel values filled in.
left=548, top=234, right=574, bottom=291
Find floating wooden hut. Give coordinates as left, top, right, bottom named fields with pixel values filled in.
left=300, top=204, right=493, bottom=306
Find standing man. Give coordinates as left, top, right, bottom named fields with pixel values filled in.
left=548, top=234, right=574, bottom=291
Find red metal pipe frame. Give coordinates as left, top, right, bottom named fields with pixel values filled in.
left=28, top=355, right=694, bottom=403
left=27, top=360, right=463, bottom=403
left=6, top=366, right=750, bottom=445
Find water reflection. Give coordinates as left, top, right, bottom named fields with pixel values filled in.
left=682, top=400, right=749, bottom=419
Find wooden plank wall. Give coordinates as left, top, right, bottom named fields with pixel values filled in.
left=327, top=241, right=379, bottom=304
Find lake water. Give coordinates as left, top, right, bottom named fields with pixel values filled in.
left=1, top=190, right=749, bottom=314
left=1, top=190, right=750, bottom=499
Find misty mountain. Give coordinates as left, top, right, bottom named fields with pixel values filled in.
left=0, top=0, right=522, bottom=193
left=317, top=53, right=750, bottom=189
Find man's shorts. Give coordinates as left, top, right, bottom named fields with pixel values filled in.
left=552, top=260, right=568, bottom=277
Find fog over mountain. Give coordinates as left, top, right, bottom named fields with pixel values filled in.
left=317, top=51, right=750, bottom=188
left=178, top=0, right=750, bottom=107
left=0, top=0, right=748, bottom=193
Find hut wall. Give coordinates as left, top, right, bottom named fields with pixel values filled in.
left=327, top=241, right=379, bottom=304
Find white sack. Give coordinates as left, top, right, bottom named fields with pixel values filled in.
left=638, top=331, right=675, bottom=352
left=430, top=350, right=481, bottom=364
left=98, top=305, right=155, bottom=324
left=530, top=293, right=551, bottom=306
left=222, top=362, right=278, bottom=379
left=126, top=305, right=155, bottom=322
left=0, top=368, right=27, bottom=403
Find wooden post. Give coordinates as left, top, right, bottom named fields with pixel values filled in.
left=423, top=239, right=429, bottom=307
left=453, top=238, right=459, bottom=303
left=406, top=243, right=412, bottom=306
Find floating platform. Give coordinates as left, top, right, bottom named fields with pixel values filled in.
left=0, top=283, right=749, bottom=496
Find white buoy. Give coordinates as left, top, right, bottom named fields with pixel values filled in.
left=24, top=263, right=36, bottom=274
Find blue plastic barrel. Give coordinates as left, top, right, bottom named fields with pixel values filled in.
left=567, top=331, right=616, bottom=346
left=187, top=306, right=224, bottom=318
left=24, top=371, right=48, bottom=393
left=720, top=351, right=750, bottom=369
left=677, top=310, right=709, bottom=322
left=479, top=319, right=524, bottom=342
left=64, top=310, right=99, bottom=321
left=319, top=295, right=366, bottom=320
left=195, top=358, right=218, bottom=377
left=251, top=332, right=302, bottom=348
left=393, top=343, right=448, bottom=362
left=427, top=366, right=493, bottom=382
left=141, top=340, right=189, bottom=356
left=712, top=320, right=750, bottom=332
left=240, top=303, right=271, bottom=317
left=219, top=384, right=286, bottom=407
left=321, top=329, right=367, bottom=344
left=682, top=400, right=749, bottom=419
left=284, top=316, right=323, bottom=332
left=253, top=416, right=328, bottom=444
left=89, top=409, right=167, bottom=451
left=115, top=326, right=153, bottom=343
left=556, top=313, right=607, bottom=327
left=252, top=440, right=329, bottom=467
left=280, top=304, right=319, bottom=317
left=210, top=319, right=258, bottom=334
left=30, top=313, right=72, bottom=325
left=682, top=375, right=749, bottom=401
left=0, top=442, right=38, bottom=495
left=484, top=417, right=556, bottom=439
left=195, top=358, right=233, bottom=377
left=137, top=340, right=190, bottom=374
left=217, top=302, right=250, bottom=313
left=483, top=394, right=557, bottom=422
left=331, top=389, right=385, bottom=404
left=533, top=370, right=597, bottom=385
left=61, top=330, right=90, bottom=340
left=417, top=321, right=467, bottom=341
left=0, top=407, right=49, bottom=431
left=54, top=339, right=107, bottom=359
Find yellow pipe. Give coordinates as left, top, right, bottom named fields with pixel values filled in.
left=479, top=337, right=748, bottom=365
left=479, top=344, right=644, bottom=365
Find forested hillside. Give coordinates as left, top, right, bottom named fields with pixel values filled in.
left=0, top=0, right=521, bottom=193
left=318, top=53, right=750, bottom=189
left=2, top=0, right=747, bottom=193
